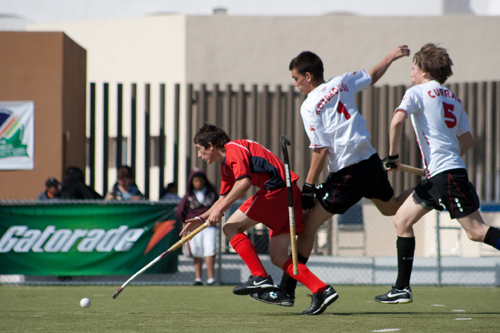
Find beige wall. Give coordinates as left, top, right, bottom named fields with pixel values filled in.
left=0, top=32, right=86, bottom=199
left=28, top=15, right=500, bottom=87
left=185, top=15, right=500, bottom=86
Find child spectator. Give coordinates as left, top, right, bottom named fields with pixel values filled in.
left=176, top=169, right=219, bottom=285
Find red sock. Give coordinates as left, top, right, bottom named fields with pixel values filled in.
left=282, top=257, right=327, bottom=294
left=230, top=233, right=268, bottom=277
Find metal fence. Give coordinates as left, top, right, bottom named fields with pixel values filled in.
left=88, top=81, right=500, bottom=202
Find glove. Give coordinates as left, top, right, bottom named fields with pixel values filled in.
left=301, top=183, right=316, bottom=210
left=382, top=154, right=399, bottom=171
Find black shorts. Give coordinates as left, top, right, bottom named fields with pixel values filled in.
left=414, top=168, right=480, bottom=219
left=316, top=153, right=394, bottom=214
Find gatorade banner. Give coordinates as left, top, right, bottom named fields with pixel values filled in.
left=0, top=101, right=35, bottom=170
left=0, top=202, right=181, bottom=275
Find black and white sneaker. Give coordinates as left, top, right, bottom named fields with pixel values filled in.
left=232, top=275, right=275, bottom=295
left=374, top=286, right=413, bottom=304
left=302, top=286, right=338, bottom=315
left=250, top=288, right=295, bottom=307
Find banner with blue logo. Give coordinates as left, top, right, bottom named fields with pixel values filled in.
left=0, top=101, right=35, bottom=170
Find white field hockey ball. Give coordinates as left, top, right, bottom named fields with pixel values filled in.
left=80, top=297, right=91, bottom=308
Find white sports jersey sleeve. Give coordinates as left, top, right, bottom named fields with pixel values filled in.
left=397, top=81, right=472, bottom=176
left=300, top=70, right=376, bottom=173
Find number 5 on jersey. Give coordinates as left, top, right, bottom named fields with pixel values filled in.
left=443, top=102, right=457, bottom=128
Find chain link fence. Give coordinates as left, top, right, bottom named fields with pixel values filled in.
left=213, top=201, right=500, bottom=287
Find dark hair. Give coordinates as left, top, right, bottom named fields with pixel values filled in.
left=193, top=123, right=230, bottom=149
left=413, top=43, right=453, bottom=84
left=45, top=177, right=60, bottom=188
left=63, top=166, right=85, bottom=183
left=117, top=166, right=133, bottom=180
left=289, top=51, right=324, bottom=81
left=166, top=182, right=177, bottom=192
left=160, top=182, right=177, bottom=198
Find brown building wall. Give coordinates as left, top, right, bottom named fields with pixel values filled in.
left=0, top=32, right=86, bottom=199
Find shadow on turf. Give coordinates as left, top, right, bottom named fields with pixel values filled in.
left=262, top=311, right=500, bottom=317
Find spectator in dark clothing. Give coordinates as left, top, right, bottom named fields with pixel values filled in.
left=175, top=169, right=218, bottom=285
left=61, top=166, right=102, bottom=199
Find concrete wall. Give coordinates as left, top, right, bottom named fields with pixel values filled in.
left=0, top=32, right=86, bottom=199
left=185, top=15, right=500, bottom=86
left=27, top=15, right=500, bottom=86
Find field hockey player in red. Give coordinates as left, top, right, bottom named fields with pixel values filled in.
left=181, top=123, right=338, bottom=315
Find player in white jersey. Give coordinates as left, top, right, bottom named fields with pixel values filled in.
left=251, top=45, right=414, bottom=307
left=375, top=43, right=500, bottom=304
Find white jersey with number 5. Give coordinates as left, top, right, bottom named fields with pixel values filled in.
left=300, top=69, right=376, bottom=173
left=397, top=80, right=472, bottom=177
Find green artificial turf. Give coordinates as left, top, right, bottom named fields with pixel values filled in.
left=1, top=285, right=499, bottom=332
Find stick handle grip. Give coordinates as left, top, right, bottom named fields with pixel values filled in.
left=288, top=207, right=299, bottom=275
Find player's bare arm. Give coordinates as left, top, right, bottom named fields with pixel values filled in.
left=305, top=147, right=329, bottom=184
left=368, top=45, right=410, bottom=85
left=207, top=177, right=251, bottom=224
left=458, top=131, right=474, bottom=157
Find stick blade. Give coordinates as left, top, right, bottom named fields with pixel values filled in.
left=112, top=287, right=123, bottom=299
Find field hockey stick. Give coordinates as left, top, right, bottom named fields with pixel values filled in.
left=112, top=221, right=209, bottom=299
left=398, top=164, right=425, bottom=177
left=280, top=135, right=298, bottom=276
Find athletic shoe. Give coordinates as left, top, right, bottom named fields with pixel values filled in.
left=193, top=280, right=203, bottom=286
left=302, top=286, right=339, bottom=315
left=232, top=275, right=275, bottom=295
left=207, top=278, right=216, bottom=286
left=250, top=288, right=295, bottom=307
left=374, top=286, right=413, bottom=304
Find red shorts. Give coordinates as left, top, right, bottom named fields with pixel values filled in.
left=238, top=183, right=305, bottom=237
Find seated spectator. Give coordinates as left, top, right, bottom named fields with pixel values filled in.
left=37, top=177, right=61, bottom=200
left=61, top=166, right=102, bottom=199
left=160, top=182, right=180, bottom=201
left=105, top=165, right=144, bottom=201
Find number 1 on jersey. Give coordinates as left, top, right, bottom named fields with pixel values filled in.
left=337, top=101, right=350, bottom=120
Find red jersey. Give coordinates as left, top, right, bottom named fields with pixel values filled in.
left=220, top=139, right=299, bottom=195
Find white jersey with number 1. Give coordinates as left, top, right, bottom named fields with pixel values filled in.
left=396, top=80, right=472, bottom=177
left=300, top=69, right=376, bottom=173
